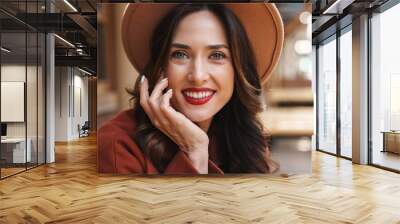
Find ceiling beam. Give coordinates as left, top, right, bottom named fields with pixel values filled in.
left=322, top=0, right=356, bottom=14
left=55, top=55, right=96, bottom=72
left=67, top=13, right=97, bottom=39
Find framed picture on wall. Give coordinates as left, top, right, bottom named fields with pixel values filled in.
left=1, top=81, right=25, bottom=122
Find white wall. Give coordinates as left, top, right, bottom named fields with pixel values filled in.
left=55, top=67, right=89, bottom=141
left=55, top=66, right=69, bottom=141
left=1, top=65, right=36, bottom=138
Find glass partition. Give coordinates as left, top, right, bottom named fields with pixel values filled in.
left=317, top=36, right=337, bottom=154
left=1, top=30, right=28, bottom=177
left=371, top=3, right=400, bottom=171
left=339, top=28, right=352, bottom=158
left=0, top=1, right=46, bottom=179
left=38, top=32, right=45, bottom=165
left=27, top=31, right=38, bottom=169
left=26, top=0, right=42, bottom=170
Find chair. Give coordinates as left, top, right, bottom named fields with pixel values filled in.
left=79, top=121, right=90, bottom=138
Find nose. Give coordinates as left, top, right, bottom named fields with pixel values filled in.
left=187, top=56, right=210, bottom=85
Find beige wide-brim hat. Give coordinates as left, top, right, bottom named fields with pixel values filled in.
left=121, top=3, right=284, bottom=84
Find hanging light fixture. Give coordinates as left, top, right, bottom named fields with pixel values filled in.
left=1, top=47, right=11, bottom=53
left=63, top=0, right=78, bottom=12
left=54, top=34, right=75, bottom=48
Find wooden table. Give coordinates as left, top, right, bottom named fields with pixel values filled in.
left=0, top=138, right=32, bottom=164
left=381, top=131, right=400, bottom=154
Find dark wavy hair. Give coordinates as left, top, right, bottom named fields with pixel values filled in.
left=128, top=3, right=277, bottom=173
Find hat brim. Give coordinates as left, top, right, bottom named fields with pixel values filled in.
left=121, top=3, right=284, bottom=84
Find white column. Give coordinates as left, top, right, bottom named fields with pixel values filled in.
left=46, top=32, right=55, bottom=163
left=352, top=14, right=369, bottom=164
left=45, top=0, right=56, bottom=163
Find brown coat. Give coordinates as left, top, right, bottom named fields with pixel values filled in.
left=97, top=109, right=224, bottom=174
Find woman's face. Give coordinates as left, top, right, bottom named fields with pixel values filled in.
left=166, top=10, right=235, bottom=130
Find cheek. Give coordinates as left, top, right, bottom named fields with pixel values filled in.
left=166, top=65, right=187, bottom=88
left=166, top=76, right=180, bottom=89
left=225, top=77, right=235, bottom=100
left=165, top=65, right=187, bottom=109
left=214, top=66, right=235, bottom=96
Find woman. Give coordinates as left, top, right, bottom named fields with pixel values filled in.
left=98, top=3, right=284, bottom=174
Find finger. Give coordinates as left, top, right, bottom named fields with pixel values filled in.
left=158, top=89, right=188, bottom=147
left=148, top=78, right=169, bottom=126
left=151, top=88, right=174, bottom=130
left=149, top=77, right=168, bottom=103
left=159, top=88, right=175, bottom=120
left=139, top=75, right=155, bottom=119
left=159, top=89, right=187, bottom=126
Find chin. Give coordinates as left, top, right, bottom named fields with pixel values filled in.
left=181, top=109, right=215, bottom=123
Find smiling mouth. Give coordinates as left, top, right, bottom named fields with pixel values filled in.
left=182, top=88, right=216, bottom=105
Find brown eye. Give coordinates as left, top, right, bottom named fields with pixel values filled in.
left=171, top=51, right=189, bottom=59
left=210, top=52, right=226, bottom=60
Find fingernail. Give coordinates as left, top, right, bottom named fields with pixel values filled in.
left=161, top=77, right=168, bottom=82
left=167, top=89, right=173, bottom=94
left=140, top=75, right=145, bottom=83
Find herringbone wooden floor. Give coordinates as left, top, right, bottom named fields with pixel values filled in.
left=1, top=135, right=400, bottom=223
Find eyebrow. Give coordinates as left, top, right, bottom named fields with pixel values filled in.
left=171, top=43, right=229, bottom=50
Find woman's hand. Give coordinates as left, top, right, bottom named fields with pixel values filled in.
left=139, top=75, right=209, bottom=174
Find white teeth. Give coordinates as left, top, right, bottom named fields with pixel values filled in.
left=183, top=91, right=214, bottom=99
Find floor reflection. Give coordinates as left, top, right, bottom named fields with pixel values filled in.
left=372, top=151, right=400, bottom=171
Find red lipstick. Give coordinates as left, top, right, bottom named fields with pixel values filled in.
left=182, top=88, right=215, bottom=105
